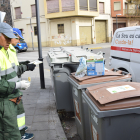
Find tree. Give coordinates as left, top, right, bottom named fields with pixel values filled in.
left=125, top=0, right=140, bottom=21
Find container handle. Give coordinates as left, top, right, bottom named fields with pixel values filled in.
left=53, top=64, right=64, bottom=71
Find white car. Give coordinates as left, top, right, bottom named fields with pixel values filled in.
left=110, top=26, right=140, bottom=82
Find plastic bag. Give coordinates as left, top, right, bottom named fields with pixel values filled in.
left=75, top=57, right=87, bottom=78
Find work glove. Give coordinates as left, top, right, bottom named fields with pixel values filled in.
left=27, top=64, right=36, bottom=71
left=19, top=60, right=30, bottom=65
left=16, top=80, right=31, bottom=90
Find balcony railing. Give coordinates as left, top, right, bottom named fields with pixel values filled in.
left=16, top=15, right=21, bottom=19
left=99, top=9, right=105, bottom=14
left=32, top=13, right=36, bottom=17
left=124, top=9, right=140, bottom=17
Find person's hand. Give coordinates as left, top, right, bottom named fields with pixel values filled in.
left=19, top=60, right=30, bottom=65
left=16, top=80, right=30, bottom=90
left=27, top=64, right=36, bottom=71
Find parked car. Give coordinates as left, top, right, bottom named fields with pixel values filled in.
left=14, top=39, right=28, bottom=53
left=109, top=26, right=140, bottom=82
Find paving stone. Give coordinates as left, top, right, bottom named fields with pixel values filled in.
left=35, top=108, right=50, bottom=115
left=33, top=115, right=49, bottom=122
left=28, top=131, right=48, bottom=140
left=25, top=115, right=34, bottom=125
left=37, top=99, right=50, bottom=104
left=23, top=99, right=37, bottom=105
left=30, top=122, right=56, bottom=131
left=36, top=103, right=51, bottom=109
left=25, top=107, right=36, bottom=116
left=47, top=130, right=58, bottom=139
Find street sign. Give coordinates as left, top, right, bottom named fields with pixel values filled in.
left=0, top=11, right=6, bottom=23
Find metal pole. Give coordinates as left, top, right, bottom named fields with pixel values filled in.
left=35, top=0, right=45, bottom=89
left=30, top=18, right=34, bottom=50
left=116, top=15, right=118, bottom=29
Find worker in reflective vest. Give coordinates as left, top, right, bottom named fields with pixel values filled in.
left=0, top=22, right=30, bottom=140
left=9, top=28, right=36, bottom=140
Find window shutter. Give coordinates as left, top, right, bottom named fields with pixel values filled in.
left=99, top=2, right=104, bottom=13
left=61, top=0, right=75, bottom=12
left=31, top=5, right=36, bottom=17
left=47, top=0, right=59, bottom=13
left=79, top=0, right=88, bottom=11
left=89, top=0, right=97, bottom=11
left=15, top=7, right=21, bottom=19
left=114, top=2, right=121, bottom=11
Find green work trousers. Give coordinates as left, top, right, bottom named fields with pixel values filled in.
left=0, top=99, right=21, bottom=140
left=17, top=100, right=25, bottom=137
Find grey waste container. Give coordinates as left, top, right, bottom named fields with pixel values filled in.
left=47, top=56, right=78, bottom=112
left=46, top=47, right=104, bottom=113
left=68, top=69, right=131, bottom=140
left=82, top=82, right=140, bottom=140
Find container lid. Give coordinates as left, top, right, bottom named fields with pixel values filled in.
left=70, top=69, right=131, bottom=85
left=48, top=47, right=103, bottom=63
left=86, top=82, right=140, bottom=111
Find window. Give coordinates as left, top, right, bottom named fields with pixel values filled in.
left=34, top=26, right=37, bottom=35
left=114, top=2, right=121, bottom=11
left=15, top=7, right=21, bottom=19
left=125, top=3, right=128, bottom=9
left=58, top=24, right=64, bottom=34
left=99, top=2, right=104, bottom=14
left=89, top=0, right=97, bottom=11
left=31, top=4, right=36, bottom=17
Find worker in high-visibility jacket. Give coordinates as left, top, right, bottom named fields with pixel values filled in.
left=0, top=22, right=34, bottom=140
left=9, top=28, right=35, bottom=140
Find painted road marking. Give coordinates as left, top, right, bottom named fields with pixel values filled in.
left=89, top=47, right=102, bottom=49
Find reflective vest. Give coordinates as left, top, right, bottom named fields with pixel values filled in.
left=8, top=44, right=19, bottom=72
left=0, top=46, right=22, bottom=98
left=8, top=44, right=25, bottom=131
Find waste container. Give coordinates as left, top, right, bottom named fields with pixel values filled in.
left=46, top=47, right=104, bottom=113
left=82, top=82, right=140, bottom=140
left=68, top=69, right=131, bottom=140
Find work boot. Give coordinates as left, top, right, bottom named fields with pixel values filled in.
left=21, top=133, right=34, bottom=140
left=25, top=126, right=28, bottom=132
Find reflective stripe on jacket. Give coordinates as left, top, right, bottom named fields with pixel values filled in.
left=0, top=46, right=22, bottom=98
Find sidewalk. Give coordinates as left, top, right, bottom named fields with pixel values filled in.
left=21, top=59, right=67, bottom=140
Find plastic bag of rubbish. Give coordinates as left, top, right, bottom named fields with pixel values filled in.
left=75, top=57, right=87, bottom=78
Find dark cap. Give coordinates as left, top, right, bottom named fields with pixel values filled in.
left=0, top=22, right=17, bottom=38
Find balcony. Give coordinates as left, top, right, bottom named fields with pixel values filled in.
left=44, top=0, right=99, bottom=19
left=124, top=9, right=140, bottom=17
left=16, top=15, right=21, bottom=19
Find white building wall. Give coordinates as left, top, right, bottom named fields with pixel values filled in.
left=93, top=0, right=111, bottom=43
left=10, top=0, right=48, bottom=47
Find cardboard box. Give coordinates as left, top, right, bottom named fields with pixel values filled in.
left=87, top=59, right=105, bottom=76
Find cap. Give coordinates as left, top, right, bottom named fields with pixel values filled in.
left=0, top=22, right=17, bottom=39
left=13, top=28, right=24, bottom=40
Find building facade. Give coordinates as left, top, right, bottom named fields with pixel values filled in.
left=11, top=0, right=112, bottom=47
left=94, top=0, right=111, bottom=43
left=111, top=0, right=140, bottom=36
left=10, top=0, right=48, bottom=47
left=0, top=0, right=12, bottom=26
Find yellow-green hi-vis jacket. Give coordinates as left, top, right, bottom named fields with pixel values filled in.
left=0, top=45, right=27, bottom=99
